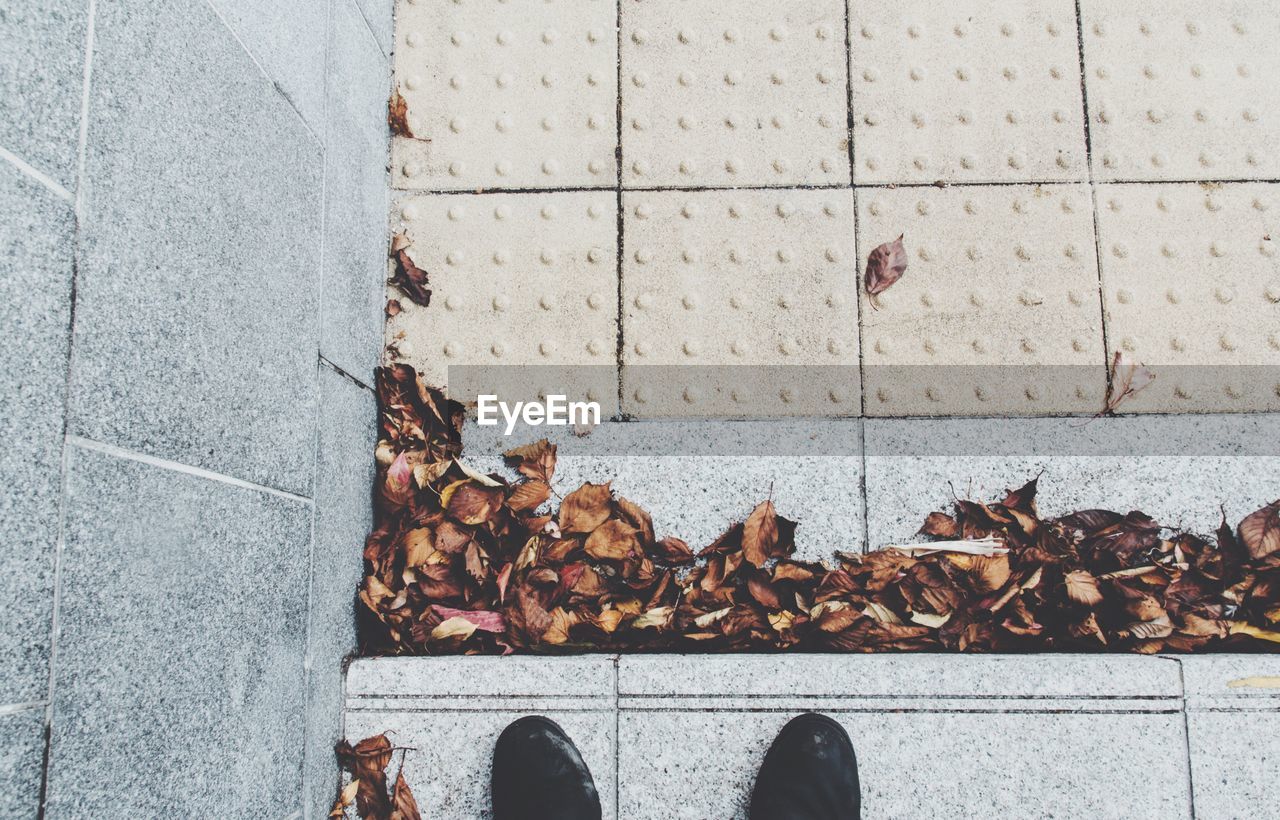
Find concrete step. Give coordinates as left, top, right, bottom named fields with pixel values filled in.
left=463, top=414, right=1279, bottom=561
left=342, top=655, right=1280, bottom=820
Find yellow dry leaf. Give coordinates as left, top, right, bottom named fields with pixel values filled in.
left=595, top=608, right=626, bottom=634
left=862, top=602, right=903, bottom=625
left=438, top=478, right=469, bottom=510
left=330, top=778, right=359, bottom=817
left=631, top=606, right=674, bottom=630
left=455, top=458, right=502, bottom=487
left=910, top=610, right=951, bottom=628
left=768, top=611, right=796, bottom=632
left=1228, top=622, right=1280, bottom=644
left=431, top=616, right=478, bottom=641
left=1227, top=676, right=1280, bottom=689
left=695, top=607, right=732, bottom=628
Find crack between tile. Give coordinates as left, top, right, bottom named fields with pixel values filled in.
left=320, top=355, right=374, bottom=392
left=614, top=0, right=625, bottom=420
left=1072, top=0, right=1113, bottom=402
left=64, top=435, right=314, bottom=504
left=39, top=2, right=97, bottom=812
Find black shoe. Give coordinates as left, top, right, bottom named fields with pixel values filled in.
left=492, top=715, right=602, bottom=820
left=749, top=713, right=861, bottom=820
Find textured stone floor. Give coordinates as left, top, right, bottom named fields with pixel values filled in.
left=385, top=0, right=1280, bottom=417
left=345, top=654, right=1280, bottom=820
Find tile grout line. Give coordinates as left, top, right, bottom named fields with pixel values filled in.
left=1071, top=0, right=1113, bottom=397
left=614, top=0, right=625, bottom=418
left=385, top=177, right=1280, bottom=197
left=612, top=653, right=620, bottom=820
left=0, top=145, right=74, bottom=203
left=0, top=701, right=46, bottom=718
left=1173, top=658, right=1199, bottom=820
left=299, top=0, right=337, bottom=810
left=65, top=436, right=314, bottom=504
left=842, top=0, right=865, bottom=421
left=39, top=1, right=97, bottom=811
left=843, top=2, right=871, bottom=548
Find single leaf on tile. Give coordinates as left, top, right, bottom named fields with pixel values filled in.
left=391, top=247, right=431, bottom=307
left=863, top=233, right=908, bottom=304
left=388, top=90, right=413, bottom=137
left=1104, top=350, right=1155, bottom=413
left=385, top=298, right=402, bottom=317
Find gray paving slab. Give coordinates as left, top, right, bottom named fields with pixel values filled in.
left=1178, top=656, right=1280, bottom=820
left=464, top=419, right=865, bottom=560
left=345, top=657, right=617, bottom=820
left=618, top=654, right=1189, bottom=819
left=68, top=0, right=323, bottom=495
left=864, top=415, right=1280, bottom=548
left=0, top=707, right=44, bottom=820
left=321, top=0, right=390, bottom=383
left=44, top=444, right=311, bottom=819
left=0, top=0, right=88, bottom=188
left=305, top=367, right=377, bottom=816
left=0, top=163, right=74, bottom=705
left=617, top=654, right=1183, bottom=700
left=209, top=0, right=328, bottom=133
left=618, top=709, right=1190, bottom=820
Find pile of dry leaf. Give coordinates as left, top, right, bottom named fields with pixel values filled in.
left=358, top=364, right=1280, bottom=655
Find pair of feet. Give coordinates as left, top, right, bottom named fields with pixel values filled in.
left=492, top=713, right=861, bottom=820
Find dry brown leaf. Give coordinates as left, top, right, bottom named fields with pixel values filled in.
left=507, top=479, right=552, bottom=513
left=864, top=234, right=908, bottom=304
left=388, top=90, right=413, bottom=137
left=616, top=496, right=656, bottom=546
left=584, top=519, right=640, bottom=562
left=330, top=779, right=359, bottom=818
left=390, top=246, right=431, bottom=307
left=390, top=766, right=422, bottom=820
left=559, top=482, right=613, bottom=533
left=1238, top=499, right=1280, bottom=560
left=742, top=500, right=780, bottom=568
left=1064, top=570, right=1104, bottom=607
left=1104, top=350, right=1155, bottom=413
left=446, top=482, right=503, bottom=525
left=503, top=439, right=557, bottom=482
